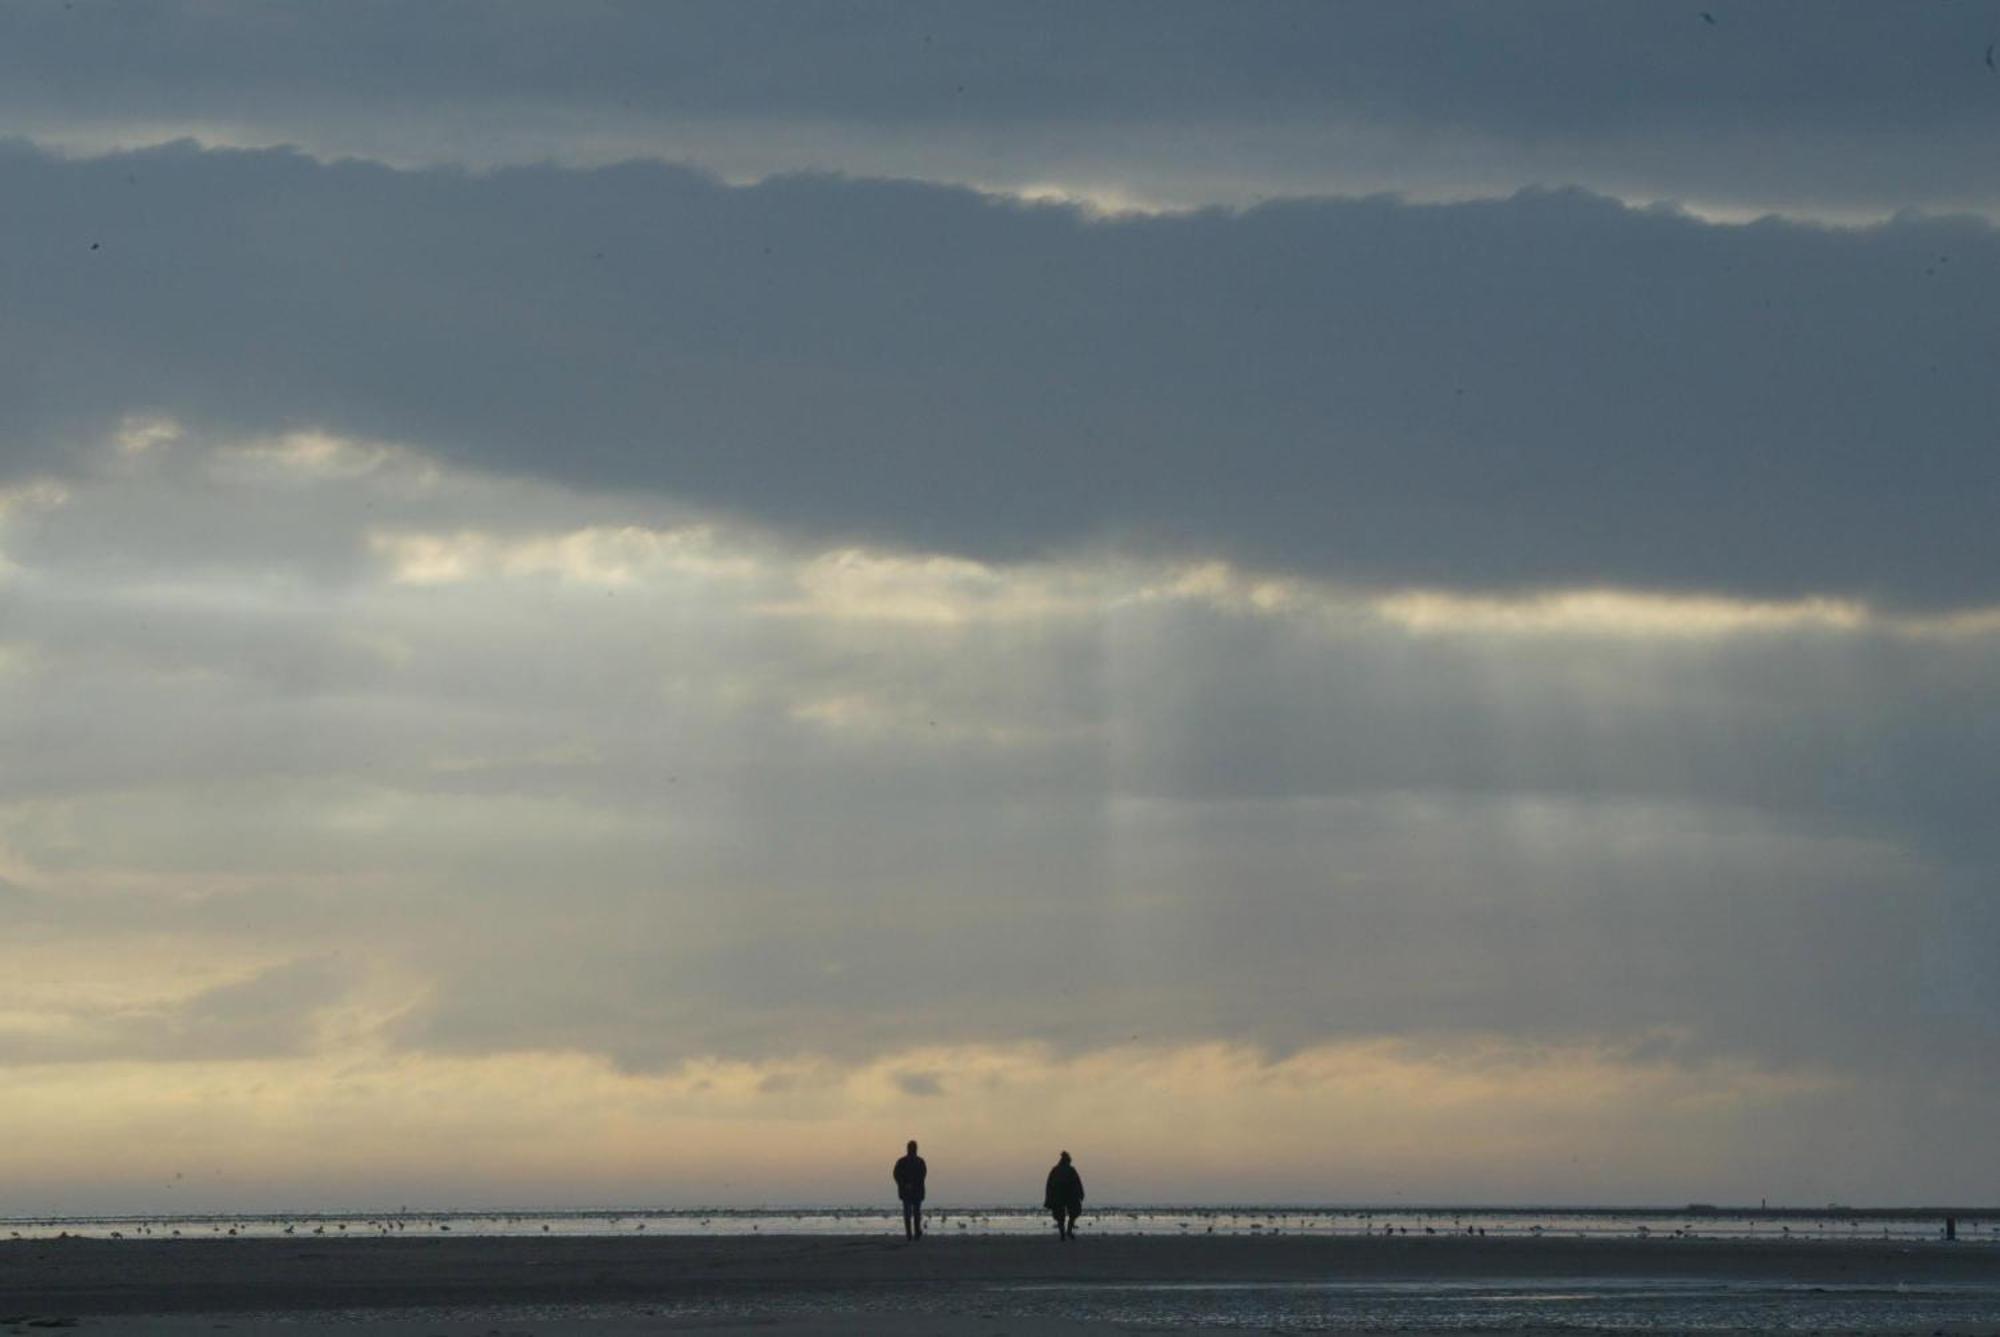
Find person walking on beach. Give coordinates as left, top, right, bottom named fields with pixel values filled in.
left=893, top=1139, right=927, bottom=1241
left=1044, top=1150, right=1085, bottom=1240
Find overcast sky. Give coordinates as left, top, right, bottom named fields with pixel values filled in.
left=3, top=1, right=1999, bottom=1214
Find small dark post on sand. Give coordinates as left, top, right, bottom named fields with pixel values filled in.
left=1946, top=1215, right=1957, bottom=1241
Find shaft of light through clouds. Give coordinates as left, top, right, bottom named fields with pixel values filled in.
left=3, top=428, right=1997, bottom=1207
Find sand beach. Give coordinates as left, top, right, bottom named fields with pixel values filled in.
left=6, top=1233, right=1999, bottom=1336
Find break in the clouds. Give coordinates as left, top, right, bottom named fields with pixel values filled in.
left=4, top=1, right=2000, bottom=219
left=3, top=3, right=1999, bottom=1213
left=5, top=141, right=1999, bottom=606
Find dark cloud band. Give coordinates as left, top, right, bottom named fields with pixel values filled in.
left=6, top=142, right=1996, bottom=605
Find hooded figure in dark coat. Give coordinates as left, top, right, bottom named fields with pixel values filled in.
left=1043, top=1150, right=1084, bottom=1240
left=893, top=1140, right=927, bottom=1241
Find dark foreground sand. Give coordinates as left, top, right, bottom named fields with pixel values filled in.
left=4, top=1234, right=1996, bottom=1335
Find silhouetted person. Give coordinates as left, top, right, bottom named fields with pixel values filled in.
left=893, top=1140, right=927, bottom=1241
left=1044, top=1150, right=1084, bottom=1240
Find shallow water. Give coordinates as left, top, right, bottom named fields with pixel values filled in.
left=978, top=1277, right=2000, bottom=1331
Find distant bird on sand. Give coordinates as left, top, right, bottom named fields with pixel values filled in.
left=1701, top=11, right=1717, bottom=24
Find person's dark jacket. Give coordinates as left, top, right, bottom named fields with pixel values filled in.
left=1044, top=1160, right=1084, bottom=1210
left=893, top=1153, right=927, bottom=1203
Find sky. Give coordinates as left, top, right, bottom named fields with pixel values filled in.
left=2, top=0, right=1998, bottom=1215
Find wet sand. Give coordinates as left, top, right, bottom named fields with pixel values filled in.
left=19, top=1318, right=1130, bottom=1337
left=3, top=1233, right=1995, bottom=1332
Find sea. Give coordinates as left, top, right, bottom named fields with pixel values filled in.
left=5, top=1202, right=1988, bottom=1242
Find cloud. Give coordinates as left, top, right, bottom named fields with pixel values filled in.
left=3, top=436, right=1995, bottom=1105
left=4, top=142, right=1998, bottom=606
left=2, top=3, right=1997, bottom=219
left=892, top=1070, right=945, bottom=1098
left=0, top=1036, right=1891, bottom=1212
left=1, top=4, right=1995, bottom=1215
left=0, top=956, right=353, bottom=1064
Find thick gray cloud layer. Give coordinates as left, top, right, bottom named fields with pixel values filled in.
left=4, top=2, right=2000, bottom=217
left=11, top=0, right=1993, bottom=131
left=5, top=142, right=1997, bottom=605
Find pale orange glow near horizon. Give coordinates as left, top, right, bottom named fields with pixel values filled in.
left=0, top=1035, right=1845, bottom=1214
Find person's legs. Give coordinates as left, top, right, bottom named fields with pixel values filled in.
left=903, top=1199, right=920, bottom=1240
left=1065, top=1207, right=1080, bottom=1239
left=1051, top=1206, right=1067, bottom=1238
